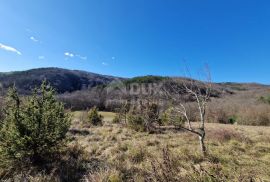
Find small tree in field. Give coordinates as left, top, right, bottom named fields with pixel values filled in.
left=164, top=66, right=212, bottom=155
left=0, top=82, right=71, bottom=165
left=87, top=107, right=103, bottom=126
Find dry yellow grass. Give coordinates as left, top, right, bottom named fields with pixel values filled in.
left=2, top=111, right=269, bottom=181
left=69, top=111, right=270, bottom=181
left=72, top=110, right=116, bottom=123
left=99, top=111, right=116, bottom=122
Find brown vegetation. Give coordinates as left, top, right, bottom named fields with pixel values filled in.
left=1, top=109, right=270, bottom=181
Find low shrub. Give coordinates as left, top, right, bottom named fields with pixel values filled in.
left=127, top=102, right=160, bottom=132
left=149, top=147, right=184, bottom=181
left=228, top=115, right=237, bottom=124
left=160, top=111, right=170, bottom=125
left=87, top=107, right=103, bottom=126
left=128, top=146, right=147, bottom=164
left=160, top=107, right=185, bottom=126
left=112, top=114, right=121, bottom=124
left=127, top=114, right=145, bottom=132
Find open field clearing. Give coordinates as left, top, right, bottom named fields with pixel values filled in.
left=69, top=111, right=270, bottom=181
left=2, top=1, right=270, bottom=181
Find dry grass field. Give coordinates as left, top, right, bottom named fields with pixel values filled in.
left=67, top=111, right=270, bottom=181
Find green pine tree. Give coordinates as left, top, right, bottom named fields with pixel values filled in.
left=0, top=81, right=71, bottom=165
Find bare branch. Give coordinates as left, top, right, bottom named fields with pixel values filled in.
left=163, top=63, right=212, bottom=155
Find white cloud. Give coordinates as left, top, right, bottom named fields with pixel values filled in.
left=38, top=56, right=45, bottom=60
left=64, top=52, right=74, bottom=58
left=102, top=62, right=109, bottom=66
left=30, top=36, right=38, bottom=42
left=76, top=54, right=87, bottom=60
left=64, top=52, right=87, bottom=60
left=0, top=43, right=22, bottom=55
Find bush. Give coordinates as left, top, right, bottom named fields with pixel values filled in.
left=0, top=82, right=71, bottom=165
left=127, top=114, right=145, bottom=132
left=127, top=102, right=161, bottom=132
left=144, top=102, right=160, bottom=126
left=112, top=114, right=121, bottom=124
left=228, top=115, right=237, bottom=124
left=161, top=107, right=185, bottom=126
left=128, top=146, right=147, bottom=164
left=87, top=107, right=103, bottom=126
left=161, top=111, right=170, bottom=125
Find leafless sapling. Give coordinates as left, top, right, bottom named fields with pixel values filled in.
left=164, top=66, right=212, bottom=155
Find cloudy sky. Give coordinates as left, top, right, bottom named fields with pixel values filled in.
left=0, top=0, right=270, bottom=83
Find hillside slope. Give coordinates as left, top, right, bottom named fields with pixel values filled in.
left=0, top=67, right=268, bottom=95
left=0, top=67, right=121, bottom=94
left=0, top=67, right=270, bottom=125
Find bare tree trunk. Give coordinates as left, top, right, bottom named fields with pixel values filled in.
left=199, top=129, right=206, bottom=155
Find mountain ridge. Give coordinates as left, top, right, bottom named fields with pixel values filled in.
left=0, top=67, right=123, bottom=94
left=0, top=67, right=269, bottom=111
left=0, top=67, right=268, bottom=96
left=0, top=67, right=268, bottom=86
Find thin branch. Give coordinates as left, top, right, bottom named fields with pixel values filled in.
left=175, top=125, right=201, bottom=136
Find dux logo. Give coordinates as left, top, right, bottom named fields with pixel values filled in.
left=106, top=78, right=127, bottom=95
left=106, top=78, right=164, bottom=96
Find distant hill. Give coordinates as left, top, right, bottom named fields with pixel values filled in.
left=0, top=67, right=122, bottom=94
left=1, top=67, right=270, bottom=126
left=0, top=67, right=269, bottom=112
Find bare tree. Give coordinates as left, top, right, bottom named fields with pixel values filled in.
left=115, top=100, right=130, bottom=125
left=163, top=66, right=212, bottom=155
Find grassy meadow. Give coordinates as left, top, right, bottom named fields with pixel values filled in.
left=66, top=111, right=270, bottom=181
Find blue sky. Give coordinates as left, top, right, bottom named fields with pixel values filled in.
left=0, top=0, right=270, bottom=83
